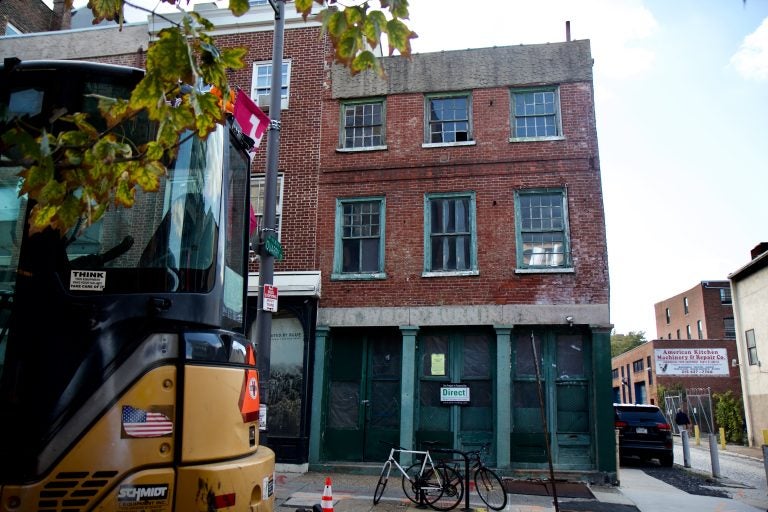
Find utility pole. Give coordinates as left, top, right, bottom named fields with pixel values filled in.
left=255, top=0, right=285, bottom=412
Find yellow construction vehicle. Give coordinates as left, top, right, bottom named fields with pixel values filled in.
left=0, top=60, right=275, bottom=511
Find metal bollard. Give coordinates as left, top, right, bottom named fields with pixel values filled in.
left=763, top=445, right=768, bottom=487
left=709, top=433, right=721, bottom=478
left=682, top=429, right=691, bottom=468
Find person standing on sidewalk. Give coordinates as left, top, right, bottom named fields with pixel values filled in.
left=675, top=407, right=691, bottom=434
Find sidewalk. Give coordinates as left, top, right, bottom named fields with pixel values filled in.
left=274, top=466, right=766, bottom=512
left=675, top=434, right=765, bottom=462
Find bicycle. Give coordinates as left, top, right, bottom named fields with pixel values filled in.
left=373, top=443, right=463, bottom=510
left=444, top=443, right=507, bottom=511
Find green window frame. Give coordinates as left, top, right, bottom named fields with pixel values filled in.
left=423, top=192, right=478, bottom=275
left=510, top=87, right=562, bottom=140
left=340, top=99, right=385, bottom=149
left=514, top=189, right=571, bottom=271
left=424, top=93, right=472, bottom=144
left=332, top=197, right=386, bottom=280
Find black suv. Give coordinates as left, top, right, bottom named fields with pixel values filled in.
left=614, top=403, right=673, bottom=466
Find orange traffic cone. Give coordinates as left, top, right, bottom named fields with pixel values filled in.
left=321, top=477, right=333, bottom=512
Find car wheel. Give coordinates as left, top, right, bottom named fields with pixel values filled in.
left=660, top=454, right=673, bottom=467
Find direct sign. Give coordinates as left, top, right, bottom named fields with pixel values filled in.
left=263, top=284, right=278, bottom=312
left=264, top=235, right=284, bottom=261
left=440, top=384, right=470, bottom=405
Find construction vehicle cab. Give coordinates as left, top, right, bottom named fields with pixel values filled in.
left=0, top=60, right=275, bottom=511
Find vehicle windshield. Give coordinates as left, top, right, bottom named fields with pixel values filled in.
left=0, top=126, right=226, bottom=296
left=615, top=407, right=665, bottom=423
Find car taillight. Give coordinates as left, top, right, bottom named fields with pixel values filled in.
left=657, top=422, right=671, bottom=432
left=615, top=420, right=628, bottom=429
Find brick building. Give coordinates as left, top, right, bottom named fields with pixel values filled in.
left=1, top=4, right=615, bottom=480
left=654, top=281, right=734, bottom=341
left=310, top=40, right=614, bottom=480
left=0, top=0, right=70, bottom=35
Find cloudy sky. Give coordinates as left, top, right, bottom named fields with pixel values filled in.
left=54, top=1, right=768, bottom=338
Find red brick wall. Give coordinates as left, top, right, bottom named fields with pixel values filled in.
left=654, top=282, right=733, bottom=340
left=0, top=0, right=52, bottom=34
left=317, top=79, right=609, bottom=308
left=216, top=27, right=327, bottom=273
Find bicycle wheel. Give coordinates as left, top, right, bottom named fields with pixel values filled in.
left=474, top=466, right=507, bottom=510
left=425, top=463, right=463, bottom=511
left=373, top=460, right=391, bottom=504
left=401, top=462, right=424, bottom=504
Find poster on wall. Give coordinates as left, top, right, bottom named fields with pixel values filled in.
left=654, top=348, right=729, bottom=376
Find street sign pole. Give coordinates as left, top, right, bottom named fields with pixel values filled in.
left=254, top=0, right=285, bottom=409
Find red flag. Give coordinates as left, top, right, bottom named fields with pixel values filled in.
left=233, top=90, right=269, bottom=151
left=249, top=204, right=258, bottom=236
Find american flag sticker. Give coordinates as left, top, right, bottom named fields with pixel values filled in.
left=121, top=405, right=174, bottom=438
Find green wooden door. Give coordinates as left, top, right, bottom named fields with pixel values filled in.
left=510, top=330, right=593, bottom=469
left=323, top=330, right=401, bottom=461
left=415, top=330, right=494, bottom=461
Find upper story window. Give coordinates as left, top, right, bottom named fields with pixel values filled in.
left=665, top=307, right=671, bottom=324
left=683, top=296, right=689, bottom=314
left=611, top=368, right=619, bottom=380
left=423, top=192, right=477, bottom=276
left=686, top=324, right=692, bottom=340
left=251, top=60, right=291, bottom=110
left=510, top=87, right=562, bottom=141
left=340, top=99, right=385, bottom=150
left=724, top=317, right=736, bottom=339
left=697, top=320, right=703, bottom=339
left=632, top=359, right=643, bottom=372
left=4, top=22, right=21, bottom=36
left=424, top=94, right=472, bottom=145
left=332, top=197, right=386, bottom=280
left=250, top=175, right=283, bottom=257
left=746, top=329, right=759, bottom=365
left=514, top=189, right=571, bottom=272
left=720, top=288, right=732, bottom=305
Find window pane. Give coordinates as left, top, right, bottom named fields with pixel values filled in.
left=342, top=101, right=384, bottom=148
left=518, top=191, right=567, bottom=267
left=428, top=96, right=470, bottom=143
left=513, top=90, right=558, bottom=138
left=340, top=200, right=381, bottom=273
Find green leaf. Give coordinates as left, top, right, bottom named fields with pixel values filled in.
left=387, top=0, right=410, bottom=19
left=228, top=0, right=250, bottom=16
left=28, top=203, right=58, bottom=234
left=344, top=5, right=364, bottom=28
left=131, top=160, right=166, bottom=192
left=57, top=195, right=82, bottom=231
left=362, top=11, right=387, bottom=49
left=115, top=175, right=135, bottom=208
left=325, top=8, right=347, bottom=41
left=38, top=178, right=66, bottom=205
left=386, top=18, right=417, bottom=56
left=351, top=50, right=380, bottom=75
left=295, top=0, right=315, bottom=19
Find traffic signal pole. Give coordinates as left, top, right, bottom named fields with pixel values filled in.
left=255, top=0, right=285, bottom=409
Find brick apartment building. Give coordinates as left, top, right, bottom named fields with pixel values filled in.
left=2, top=3, right=615, bottom=480
left=654, top=280, right=735, bottom=341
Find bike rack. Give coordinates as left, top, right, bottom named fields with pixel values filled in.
left=433, top=448, right=471, bottom=512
